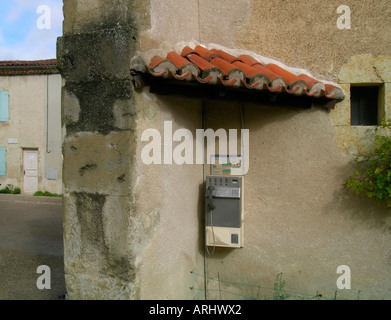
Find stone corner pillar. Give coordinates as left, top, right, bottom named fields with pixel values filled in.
left=56, top=0, right=149, bottom=300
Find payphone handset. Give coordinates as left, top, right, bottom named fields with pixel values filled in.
left=207, top=186, right=216, bottom=211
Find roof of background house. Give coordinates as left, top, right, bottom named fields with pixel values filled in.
left=131, top=43, right=345, bottom=108
left=0, top=59, right=58, bottom=76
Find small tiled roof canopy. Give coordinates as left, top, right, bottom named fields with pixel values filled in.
left=0, top=59, right=58, bottom=76
left=131, top=44, right=345, bottom=108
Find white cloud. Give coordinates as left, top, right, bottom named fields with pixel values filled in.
left=0, top=0, right=63, bottom=60
left=5, top=0, right=37, bottom=23
left=0, top=27, right=59, bottom=60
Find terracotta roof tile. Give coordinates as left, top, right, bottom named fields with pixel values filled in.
left=186, top=53, right=216, bottom=71
left=211, top=49, right=239, bottom=64
left=149, top=56, right=167, bottom=70
left=237, top=54, right=262, bottom=66
left=0, top=59, right=57, bottom=67
left=193, top=45, right=219, bottom=61
left=166, top=52, right=191, bottom=69
left=0, top=59, right=59, bottom=76
left=210, top=57, right=240, bottom=76
left=136, top=44, right=345, bottom=103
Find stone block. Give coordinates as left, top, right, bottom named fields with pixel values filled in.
left=63, top=131, right=136, bottom=196
left=338, top=54, right=383, bottom=84
left=57, top=27, right=137, bottom=83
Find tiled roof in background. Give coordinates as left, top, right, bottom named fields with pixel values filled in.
left=0, top=59, right=58, bottom=76
left=137, top=45, right=344, bottom=103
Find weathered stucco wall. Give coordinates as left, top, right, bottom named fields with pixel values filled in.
left=135, top=91, right=205, bottom=299
left=238, top=0, right=391, bottom=81
left=140, top=0, right=391, bottom=299
left=59, top=0, right=204, bottom=299
left=59, top=0, right=391, bottom=300
left=203, top=101, right=391, bottom=299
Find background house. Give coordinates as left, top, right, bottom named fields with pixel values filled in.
left=0, top=60, right=62, bottom=194
left=58, top=0, right=391, bottom=300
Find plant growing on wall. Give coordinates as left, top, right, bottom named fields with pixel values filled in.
left=346, top=120, right=391, bottom=208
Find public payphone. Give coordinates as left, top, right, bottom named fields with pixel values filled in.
left=205, top=176, right=244, bottom=249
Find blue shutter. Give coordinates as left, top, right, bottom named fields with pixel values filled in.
left=0, top=91, right=9, bottom=122
left=0, top=147, right=6, bottom=176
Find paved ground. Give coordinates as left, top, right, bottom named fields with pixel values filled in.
left=0, top=194, right=66, bottom=300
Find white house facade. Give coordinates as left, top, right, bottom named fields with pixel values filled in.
left=0, top=59, right=62, bottom=194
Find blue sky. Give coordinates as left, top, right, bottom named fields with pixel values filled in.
left=0, top=0, right=63, bottom=60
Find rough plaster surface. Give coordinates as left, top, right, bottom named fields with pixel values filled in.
left=62, top=0, right=150, bottom=35
left=140, top=0, right=251, bottom=51
left=198, top=0, right=251, bottom=47
left=140, top=0, right=199, bottom=52
left=134, top=90, right=205, bottom=299
left=237, top=0, right=391, bottom=81
left=204, top=102, right=391, bottom=300
left=59, top=0, right=391, bottom=300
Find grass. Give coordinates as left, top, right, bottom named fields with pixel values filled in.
left=0, top=187, right=62, bottom=197
left=33, top=190, right=62, bottom=197
left=0, top=186, right=21, bottom=194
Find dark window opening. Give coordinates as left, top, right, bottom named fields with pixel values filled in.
left=351, top=86, right=380, bottom=126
